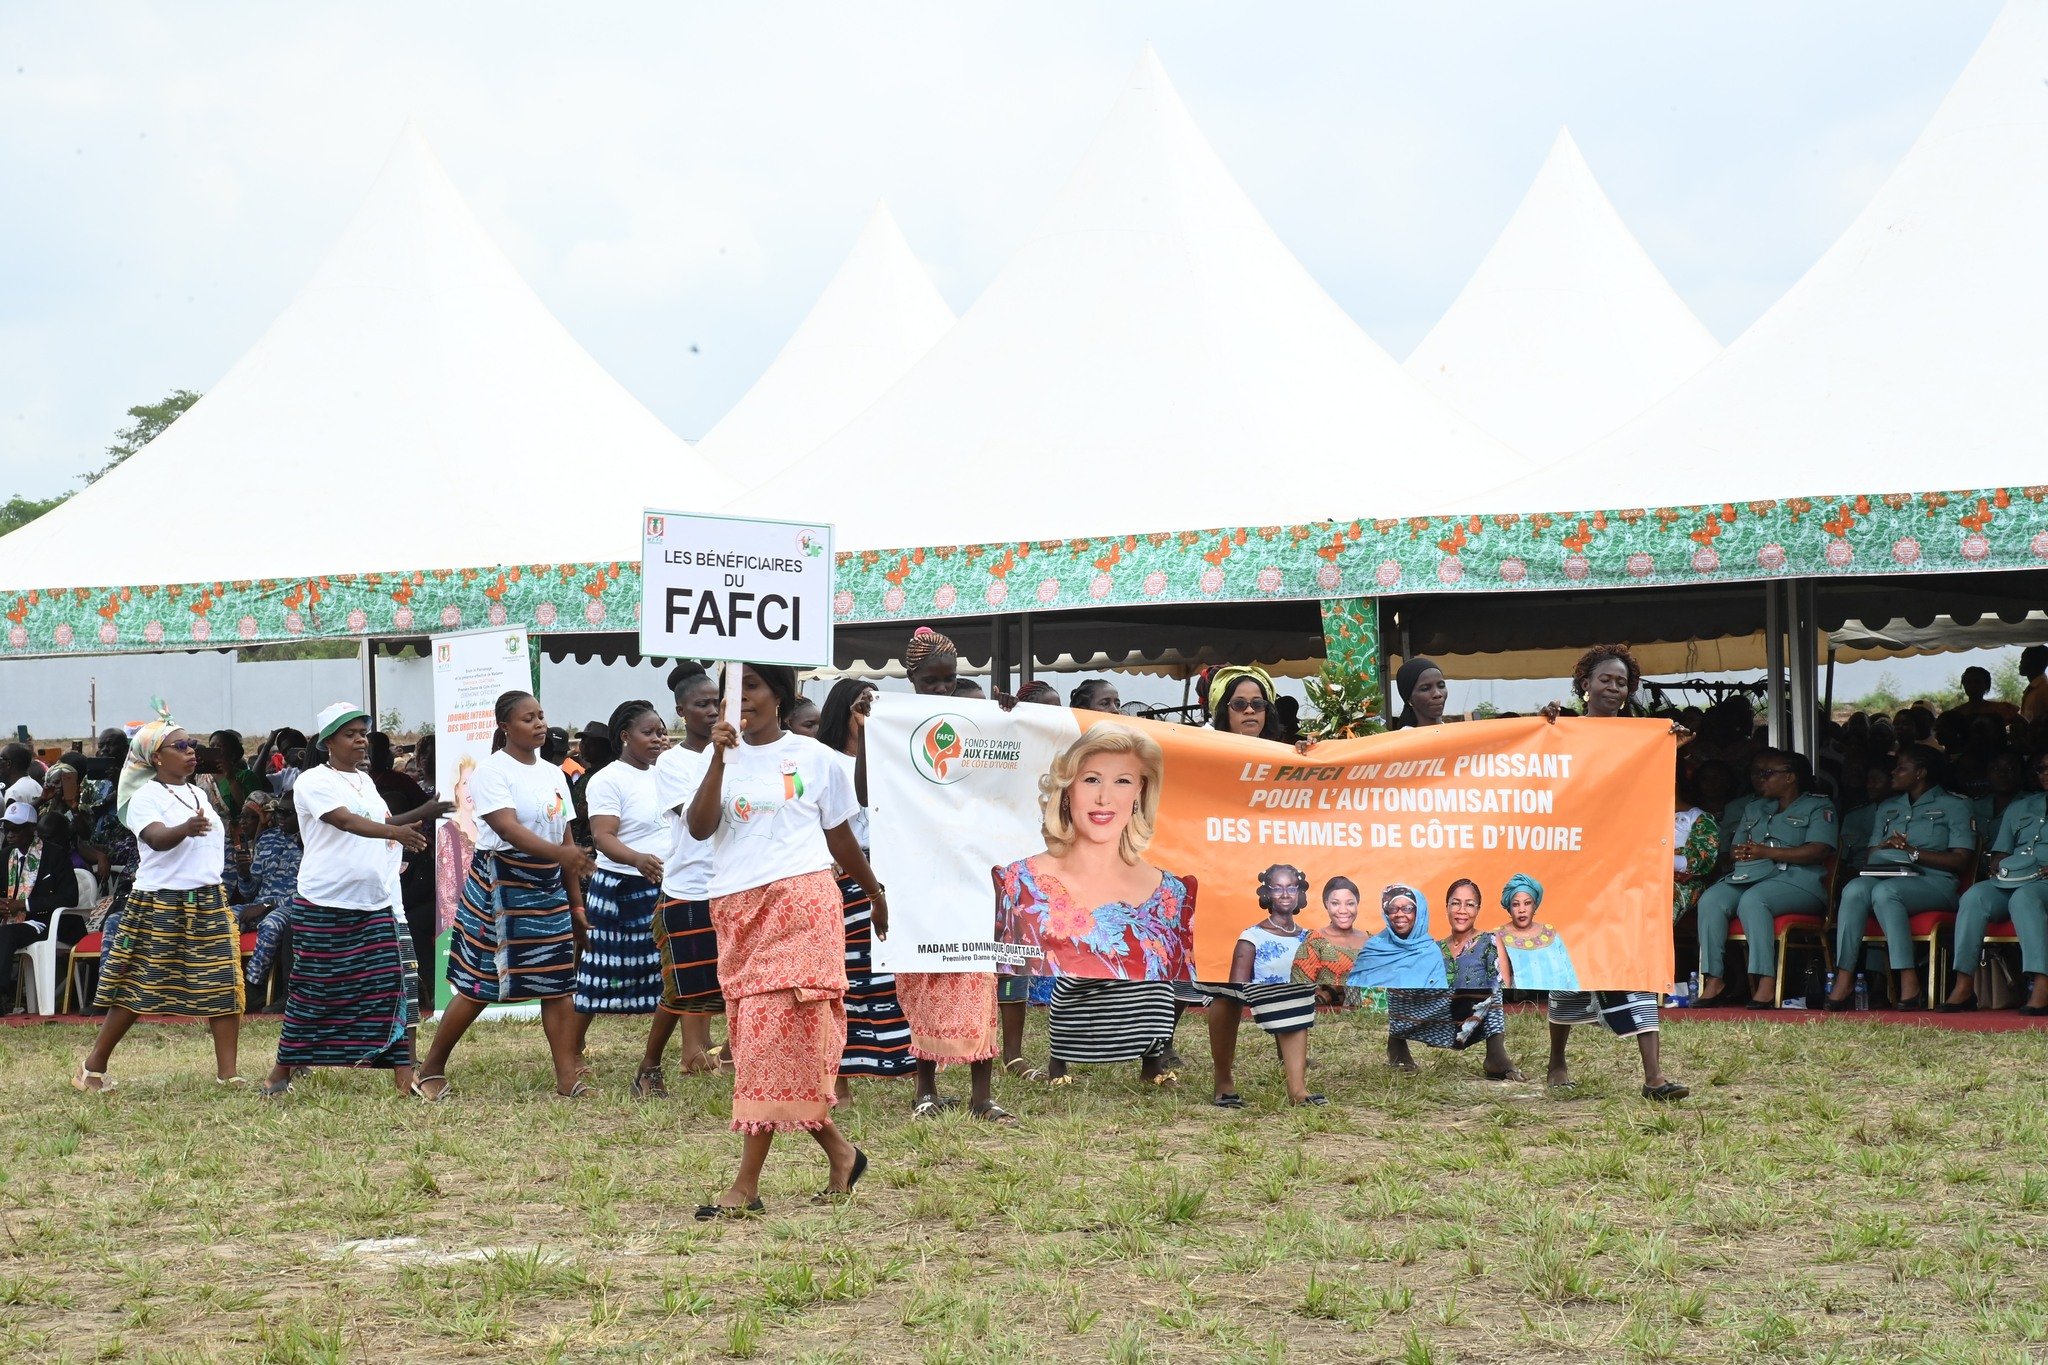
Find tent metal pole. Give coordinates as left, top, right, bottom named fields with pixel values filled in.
left=1789, top=582, right=1817, bottom=761
left=1017, top=613, right=1035, bottom=686
left=1764, top=583, right=1786, bottom=749
left=989, top=615, right=1011, bottom=695
left=358, top=637, right=377, bottom=730
left=1824, top=644, right=1837, bottom=720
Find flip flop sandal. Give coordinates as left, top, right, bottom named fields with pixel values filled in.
left=1004, top=1058, right=1048, bottom=1083
left=1642, top=1080, right=1690, bottom=1102
left=556, top=1079, right=590, bottom=1099
left=72, top=1064, right=117, bottom=1094
left=693, top=1198, right=765, bottom=1221
left=1148, top=1069, right=1181, bottom=1090
left=631, top=1066, right=670, bottom=1099
left=676, top=1051, right=716, bottom=1076
left=1484, top=1068, right=1529, bottom=1083
left=214, top=1076, right=248, bottom=1088
left=257, top=1077, right=293, bottom=1099
left=911, top=1098, right=946, bottom=1119
left=411, top=1075, right=453, bottom=1103
left=811, top=1148, right=869, bottom=1203
left=1046, top=1074, right=1076, bottom=1088
left=1210, top=1092, right=1244, bottom=1109
left=971, top=1103, right=1020, bottom=1125
left=1294, top=1094, right=1329, bottom=1107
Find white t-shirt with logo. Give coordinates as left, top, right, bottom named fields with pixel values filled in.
left=703, top=733, right=858, bottom=899
left=293, top=765, right=401, bottom=910
left=585, top=761, right=667, bottom=877
left=127, top=779, right=228, bottom=892
left=469, top=749, right=573, bottom=853
left=653, top=744, right=715, bottom=901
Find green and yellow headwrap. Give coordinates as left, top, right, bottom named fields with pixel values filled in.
left=1208, top=665, right=1276, bottom=716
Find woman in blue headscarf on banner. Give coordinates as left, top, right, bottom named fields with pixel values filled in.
left=1348, top=883, right=1447, bottom=991
left=1495, top=873, right=1580, bottom=992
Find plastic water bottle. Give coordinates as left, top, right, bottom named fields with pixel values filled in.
left=1853, top=972, right=1870, bottom=1012
left=1689, top=971, right=1700, bottom=1004
left=1670, top=977, right=1690, bottom=1008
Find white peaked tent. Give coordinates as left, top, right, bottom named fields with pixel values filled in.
left=1406, top=129, right=1720, bottom=463
left=726, top=48, right=1523, bottom=552
left=1465, top=0, right=2048, bottom=513
left=694, top=203, right=953, bottom=481
left=0, top=125, right=736, bottom=593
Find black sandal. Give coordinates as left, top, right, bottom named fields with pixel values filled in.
left=1642, top=1080, right=1690, bottom=1102
left=1210, top=1092, right=1244, bottom=1109
left=693, top=1198, right=765, bottom=1221
left=812, top=1148, right=869, bottom=1203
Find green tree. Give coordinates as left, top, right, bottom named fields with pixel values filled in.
left=83, top=389, right=201, bottom=484
left=0, top=493, right=68, bottom=537
left=1851, top=671, right=1905, bottom=714
left=1994, top=656, right=2024, bottom=705
left=0, top=388, right=202, bottom=540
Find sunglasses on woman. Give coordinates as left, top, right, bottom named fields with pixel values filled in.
left=1228, top=697, right=1270, bottom=714
left=162, top=739, right=200, bottom=752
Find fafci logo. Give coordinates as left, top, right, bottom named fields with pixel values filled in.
left=797, top=531, right=823, bottom=558
left=911, top=714, right=970, bottom=785
left=645, top=514, right=666, bottom=541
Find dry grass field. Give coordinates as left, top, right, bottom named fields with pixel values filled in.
left=3, top=1006, right=2046, bottom=1363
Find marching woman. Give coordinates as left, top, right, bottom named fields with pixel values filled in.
left=76, top=703, right=243, bottom=1091
left=640, top=666, right=724, bottom=1095
left=896, top=628, right=1008, bottom=1121
left=688, top=663, right=879, bottom=1217
left=572, top=700, right=671, bottom=1063
left=1541, top=645, right=1689, bottom=1101
left=415, top=690, right=595, bottom=1100
left=259, top=705, right=450, bottom=1097
left=818, top=678, right=915, bottom=1097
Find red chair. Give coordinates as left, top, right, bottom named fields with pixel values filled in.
left=60, top=931, right=103, bottom=1013
left=1728, top=850, right=1837, bottom=1006
left=1862, top=863, right=1971, bottom=1010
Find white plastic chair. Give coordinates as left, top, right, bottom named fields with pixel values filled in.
left=12, top=870, right=97, bottom=1014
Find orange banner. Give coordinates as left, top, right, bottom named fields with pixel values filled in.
left=869, top=698, right=1678, bottom=991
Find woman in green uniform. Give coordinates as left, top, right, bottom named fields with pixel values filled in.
left=1692, top=749, right=1836, bottom=1007
left=1827, top=744, right=1976, bottom=1010
left=1943, top=752, right=2048, bottom=1015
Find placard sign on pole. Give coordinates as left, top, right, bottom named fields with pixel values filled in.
left=638, top=510, right=835, bottom=670
left=429, top=626, right=532, bottom=1019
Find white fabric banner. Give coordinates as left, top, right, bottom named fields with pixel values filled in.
left=868, top=693, right=1080, bottom=973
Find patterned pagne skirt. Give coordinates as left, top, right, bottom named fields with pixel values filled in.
left=94, top=885, right=244, bottom=1018
left=895, top=970, right=1000, bottom=1064
left=1047, top=978, right=1176, bottom=1064
left=712, top=871, right=846, bottom=1133
left=573, top=869, right=662, bottom=1014
left=653, top=894, right=723, bottom=1014
left=838, top=877, right=912, bottom=1078
left=276, top=901, right=418, bottom=1068
left=449, top=849, right=574, bottom=1003
left=1548, top=990, right=1660, bottom=1038
left=1385, top=988, right=1504, bottom=1051
left=1200, top=981, right=1318, bottom=1036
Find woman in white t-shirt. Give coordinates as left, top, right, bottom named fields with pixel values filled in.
left=638, top=665, right=723, bottom=1096
left=415, top=690, right=597, bottom=1100
left=257, top=705, right=452, bottom=1098
left=571, top=699, right=670, bottom=1062
left=686, top=664, right=885, bottom=1218
left=75, top=705, right=242, bottom=1092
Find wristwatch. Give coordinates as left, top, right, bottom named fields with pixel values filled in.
left=1908, top=848, right=1921, bottom=864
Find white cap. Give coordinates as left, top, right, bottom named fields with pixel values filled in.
left=2, top=801, right=36, bottom=825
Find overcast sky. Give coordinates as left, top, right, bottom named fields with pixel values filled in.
left=0, top=2, right=2004, bottom=499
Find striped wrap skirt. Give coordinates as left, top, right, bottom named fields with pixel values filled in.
left=838, top=876, right=913, bottom=1077
left=1047, top=978, right=1177, bottom=1064
left=276, top=900, right=419, bottom=1068
left=1548, top=990, right=1659, bottom=1038
left=93, top=884, right=244, bottom=1018
left=1201, top=981, right=1318, bottom=1036
left=449, top=849, right=575, bottom=1003
left=653, top=894, right=723, bottom=1014
left=573, top=869, right=662, bottom=1014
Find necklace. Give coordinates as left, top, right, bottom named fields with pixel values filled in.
left=154, top=778, right=204, bottom=819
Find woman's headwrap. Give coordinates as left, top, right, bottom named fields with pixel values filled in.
left=1500, top=872, right=1544, bottom=911
left=904, top=626, right=958, bottom=668
left=1347, top=882, right=1447, bottom=990
left=116, top=697, right=180, bottom=829
left=1208, top=664, right=1275, bottom=716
